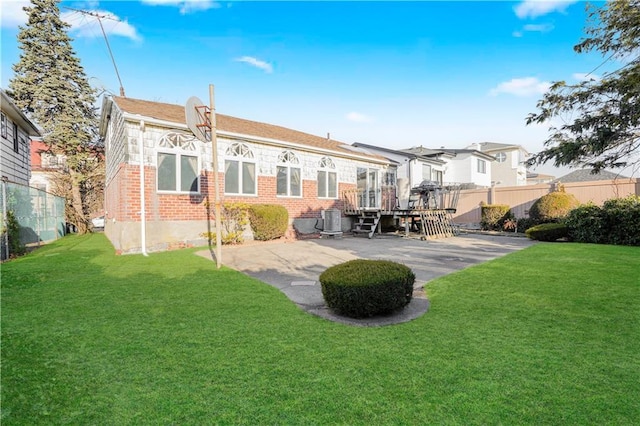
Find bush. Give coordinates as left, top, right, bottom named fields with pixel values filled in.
left=564, top=203, right=605, bottom=244
left=248, top=204, right=289, bottom=241
left=319, top=259, right=415, bottom=318
left=1, top=210, right=26, bottom=258
left=525, top=223, right=568, bottom=242
left=601, top=196, right=640, bottom=246
left=480, top=204, right=512, bottom=231
left=529, top=191, right=579, bottom=223
left=516, top=217, right=537, bottom=233
left=566, top=196, right=640, bottom=246
left=201, top=202, right=249, bottom=245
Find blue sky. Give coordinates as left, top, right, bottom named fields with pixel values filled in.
left=1, top=0, right=611, bottom=177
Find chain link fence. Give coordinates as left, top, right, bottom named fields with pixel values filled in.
left=1, top=181, right=66, bottom=260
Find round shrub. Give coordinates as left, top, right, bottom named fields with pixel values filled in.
left=525, top=223, right=568, bottom=242
left=248, top=204, right=289, bottom=241
left=480, top=204, right=512, bottom=231
left=529, top=191, right=579, bottom=223
left=319, top=259, right=416, bottom=318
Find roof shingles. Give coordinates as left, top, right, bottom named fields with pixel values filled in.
left=111, top=96, right=382, bottom=160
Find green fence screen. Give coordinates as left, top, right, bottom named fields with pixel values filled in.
left=1, top=181, right=66, bottom=259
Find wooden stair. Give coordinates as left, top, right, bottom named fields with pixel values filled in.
left=418, top=209, right=456, bottom=240
left=352, top=210, right=381, bottom=238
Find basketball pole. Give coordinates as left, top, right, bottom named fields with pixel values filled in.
left=210, top=84, right=222, bottom=268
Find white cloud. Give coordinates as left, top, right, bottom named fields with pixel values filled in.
left=514, top=0, right=578, bottom=19
left=0, top=0, right=30, bottom=28
left=0, top=1, right=140, bottom=41
left=573, top=72, right=601, bottom=82
left=62, top=10, right=141, bottom=41
left=490, top=77, right=551, bottom=97
left=513, top=23, right=555, bottom=37
left=346, top=112, right=373, bottom=123
left=523, top=23, right=554, bottom=33
left=141, top=0, right=221, bottom=14
left=234, top=56, right=273, bottom=73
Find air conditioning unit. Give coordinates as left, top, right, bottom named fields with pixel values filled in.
left=323, top=209, right=342, bottom=233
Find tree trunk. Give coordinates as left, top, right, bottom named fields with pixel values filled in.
left=69, top=168, right=88, bottom=234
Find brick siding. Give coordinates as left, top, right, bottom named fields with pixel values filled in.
left=106, top=164, right=355, bottom=223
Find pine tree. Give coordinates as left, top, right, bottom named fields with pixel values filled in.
left=9, top=0, right=102, bottom=234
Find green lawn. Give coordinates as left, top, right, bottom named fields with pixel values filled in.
left=2, top=234, right=639, bottom=424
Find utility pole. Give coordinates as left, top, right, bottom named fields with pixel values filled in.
left=209, top=84, right=222, bottom=268
left=64, top=7, right=126, bottom=97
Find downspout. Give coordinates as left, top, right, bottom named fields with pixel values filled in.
left=139, top=120, right=148, bottom=256
left=1, top=179, right=8, bottom=260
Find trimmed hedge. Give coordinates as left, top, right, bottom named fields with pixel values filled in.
left=480, top=204, right=512, bottom=231
left=565, top=195, right=640, bottom=246
left=525, top=223, right=568, bottom=242
left=529, top=192, right=579, bottom=223
left=248, top=204, right=289, bottom=241
left=319, top=259, right=416, bottom=318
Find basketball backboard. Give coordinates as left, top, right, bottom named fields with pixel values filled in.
left=185, top=96, right=210, bottom=142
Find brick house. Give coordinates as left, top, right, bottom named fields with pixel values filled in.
left=29, top=140, right=66, bottom=192
left=98, top=96, right=392, bottom=254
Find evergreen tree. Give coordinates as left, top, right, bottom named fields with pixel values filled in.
left=9, top=0, right=102, bottom=234
left=527, top=0, right=640, bottom=174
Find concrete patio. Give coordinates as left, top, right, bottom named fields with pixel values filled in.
left=198, top=232, right=534, bottom=326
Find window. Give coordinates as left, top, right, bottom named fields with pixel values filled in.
left=357, top=167, right=378, bottom=209
left=432, top=170, right=443, bottom=184
left=495, top=152, right=506, bottom=163
left=224, top=142, right=256, bottom=195
left=422, top=164, right=432, bottom=182
left=1, top=114, right=6, bottom=139
left=477, top=159, right=487, bottom=174
left=383, top=170, right=396, bottom=186
left=317, top=156, right=337, bottom=198
left=277, top=150, right=301, bottom=197
left=13, top=123, right=18, bottom=153
left=157, top=131, right=200, bottom=193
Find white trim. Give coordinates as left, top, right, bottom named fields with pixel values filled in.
left=223, top=142, right=257, bottom=196
left=156, top=151, right=201, bottom=194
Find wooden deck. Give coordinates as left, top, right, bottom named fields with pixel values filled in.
left=342, top=187, right=459, bottom=239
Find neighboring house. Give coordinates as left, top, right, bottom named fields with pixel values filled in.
left=403, top=146, right=495, bottom=188
left=99, top=96, right=391, bottom=254
left=1, top=89, right=41, bottom=185
left=553, top=169, right=628, bottom=183
left=468, top=142, right=529, bottom=186
left=30, top=139, right=66, bottom=192
left=526, top=171, right=555, bottom=185
left=351, top=142, right=447, bottom=209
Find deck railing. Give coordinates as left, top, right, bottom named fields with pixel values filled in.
left=342, top=186, right=397, bottom=215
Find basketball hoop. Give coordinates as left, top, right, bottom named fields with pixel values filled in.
left=185, top=89, right=222, bottom=269
left=185, top=96, right=211, bottom=142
